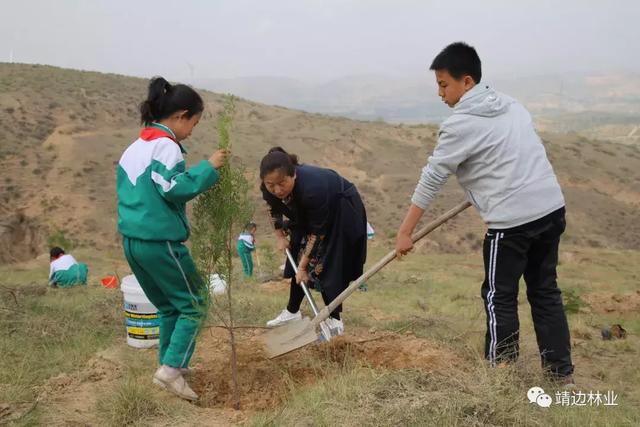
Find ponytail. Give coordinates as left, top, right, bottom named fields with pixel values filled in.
left=260, top=147, right=300, bottom=179
left=139, top=76, right=204, bottom=125
left=268, top=146, right=299, bottom=165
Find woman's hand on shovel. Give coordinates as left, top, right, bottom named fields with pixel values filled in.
left=295, top=268, right=310, bottom=285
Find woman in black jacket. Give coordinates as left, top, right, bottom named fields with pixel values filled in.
left=260, top=147, right=367, bottom=334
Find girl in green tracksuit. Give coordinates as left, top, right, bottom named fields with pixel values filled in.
left=117, top=77, right=227, bottom=401
left=237, top=222, right=257, bottom=277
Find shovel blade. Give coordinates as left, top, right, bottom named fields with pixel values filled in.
left=263, top=317, right=319, bottom=358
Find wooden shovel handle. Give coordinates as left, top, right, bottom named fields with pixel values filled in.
left=311, top=200, right=472, bottom=328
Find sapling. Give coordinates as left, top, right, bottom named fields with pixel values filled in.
left=192, top=95, right=253, bottom=409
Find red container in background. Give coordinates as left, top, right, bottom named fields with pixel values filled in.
left=101, top=275, right=119, bottom=289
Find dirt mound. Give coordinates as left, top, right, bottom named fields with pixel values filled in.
left=191, top=327, right=460, bottom=411
left=582, top=290, right=640, bottom=314
left=323, top=334, right=457, bottom=369
left=38, top=351, right=123, bottom=403
left=23, top=329, right=459, bottom=422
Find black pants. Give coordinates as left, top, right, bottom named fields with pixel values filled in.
left=481, top=207, right=573, bottom=378
left=287, top=277, right=342, bottom=320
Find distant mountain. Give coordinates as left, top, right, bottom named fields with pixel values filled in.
left=191, top=76, right=308, bottom=108
left=191, top=72, right=640, bottom=143
left=191, top=74, right=451, bottom=123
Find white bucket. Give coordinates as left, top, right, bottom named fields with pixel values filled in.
left=209, top=273, right=227, bottom=295
left=120, top=274, right=159, bottom=349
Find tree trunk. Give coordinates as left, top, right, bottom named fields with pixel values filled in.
left=225, top=240, right=240, bottom=410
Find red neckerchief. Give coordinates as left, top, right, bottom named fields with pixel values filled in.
left=139, top=127, right=176, bottom=142
left=139, top=126, right=187, bottom=153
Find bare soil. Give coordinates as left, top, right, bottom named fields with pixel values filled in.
left=582, top=290, right=640, bottom=314
left=192, top=327, right=461, bottom=411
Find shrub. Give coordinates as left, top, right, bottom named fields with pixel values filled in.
left=563, top=288, right=586, bottom=314
left=47, top=227, right=73, bottom=250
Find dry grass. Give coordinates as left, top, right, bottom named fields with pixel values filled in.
left=250, top=360, right=637, bottom=426
left=96, top=379, right=171, bottom=426
left=3, top=244, right=638, bottom=426
left=246, top=246, right=640, bottom=426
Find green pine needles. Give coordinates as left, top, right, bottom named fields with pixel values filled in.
left=192, top=95, right=252, bottom=280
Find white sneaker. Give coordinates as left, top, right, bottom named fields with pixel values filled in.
left=153, top=366, right=198, bottom=401
left=325, top=317, right=344, bottom=336
left=266, top=309, right=302, bottom=327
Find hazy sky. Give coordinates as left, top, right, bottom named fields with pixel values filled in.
left=2, top=0, right=639, bottom=83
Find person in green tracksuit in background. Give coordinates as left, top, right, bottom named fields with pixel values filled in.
left=48, top=247, right=88, bottom=288
left=117, top=76, right=228, bottom=401
left=237, top=222, right=257, bottom=277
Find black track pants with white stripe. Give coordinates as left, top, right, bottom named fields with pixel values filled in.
left=481, top=207, right=574, bottom=377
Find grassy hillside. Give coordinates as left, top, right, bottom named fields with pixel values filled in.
left=1, top=246, right=638, bottom=425
left=0, top=64, right=638, bottom=426
left=0, top=63, right=639, bottom=266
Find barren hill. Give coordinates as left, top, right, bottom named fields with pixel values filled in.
left=1, top=64, right=639, bottom=264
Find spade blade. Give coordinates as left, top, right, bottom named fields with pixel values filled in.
left=263, top=317, right=319, bottom=358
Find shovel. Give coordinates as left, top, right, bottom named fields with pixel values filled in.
left=262, top=249, right=333, bottom=346
left=264, top=200, right=472, bottom=358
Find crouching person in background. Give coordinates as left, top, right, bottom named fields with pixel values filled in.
left=48, top=247, right=88, bottom=288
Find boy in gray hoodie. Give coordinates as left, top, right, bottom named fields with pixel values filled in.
left=396, top=42, right=574, bottom=383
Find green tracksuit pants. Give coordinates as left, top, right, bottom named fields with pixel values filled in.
left=237, top=242, right=254, bottom=277
left=123, top=237, right=207, bottom=368
left=51, top=263, right=89, bottom=288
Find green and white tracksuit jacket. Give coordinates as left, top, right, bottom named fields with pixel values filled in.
left=117, top=124, right=219, bottom=241
left=49, top=254, right=88, bottom=287
left=116, top=123, right=219, bottom=368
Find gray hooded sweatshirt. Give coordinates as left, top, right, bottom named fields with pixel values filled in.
left=411, top=84, right=565, bottom=229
